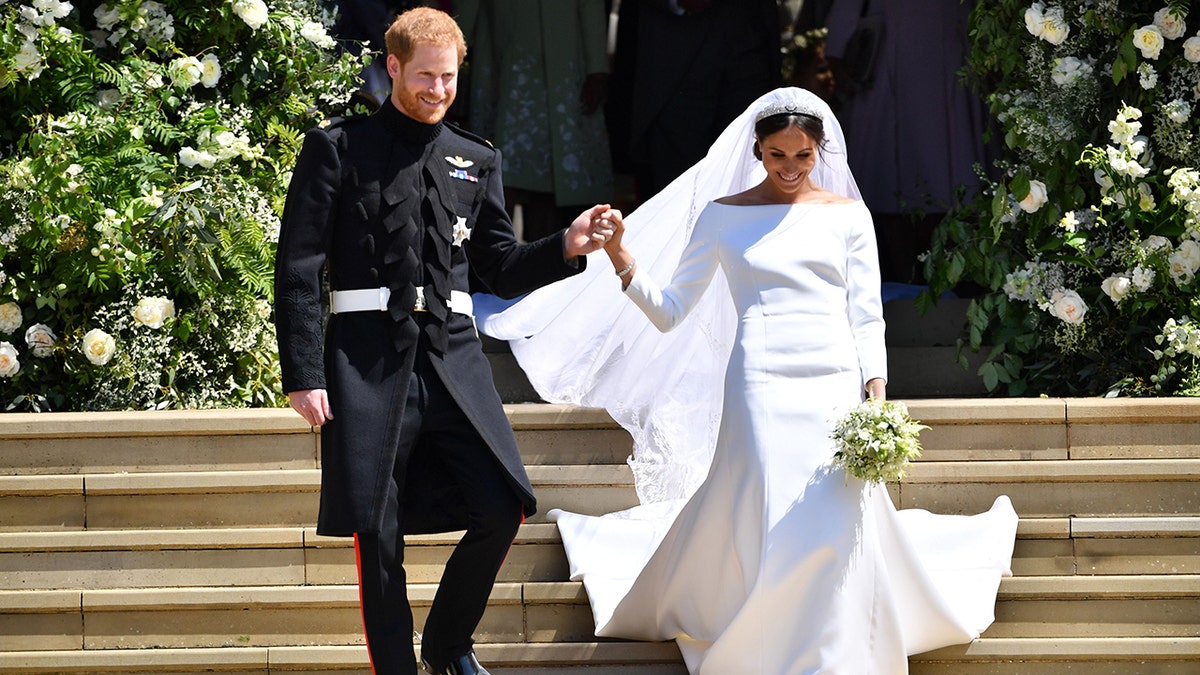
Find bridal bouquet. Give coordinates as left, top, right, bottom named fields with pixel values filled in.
left=831, top=399, right=928, bottom=485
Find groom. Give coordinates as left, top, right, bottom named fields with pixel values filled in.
left=274, top=8, right=613, bottom=674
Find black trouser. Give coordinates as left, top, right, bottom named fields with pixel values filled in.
left=354, top=350, right=523, bottom=675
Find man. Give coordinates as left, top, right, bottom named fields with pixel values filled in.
left=273, top=8, right=613, bottom=675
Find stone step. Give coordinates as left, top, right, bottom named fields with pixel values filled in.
left=4, top=457, right=1199, bottom=531
left=3, top=517, right=1197, bottom=592
left=5, top=638, right=1200, bottom=675
left=4, top=399, right=1197, bottom=476
left=4, top=576, right=1198, bottom=652
left=0, top=406, right=632, bottom=476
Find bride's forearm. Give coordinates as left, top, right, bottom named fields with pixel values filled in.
left=607, top=245, right=636, bottom=288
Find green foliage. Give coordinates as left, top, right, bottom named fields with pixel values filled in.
left=0, top=0, right=371, bottom=410
left=922, top=1, right=1200, bottom=397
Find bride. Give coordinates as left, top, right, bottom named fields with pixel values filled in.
left=478, top=88, right=1018, bottom=674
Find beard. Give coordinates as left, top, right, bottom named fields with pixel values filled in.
left=394, top=86, right=455, bottom=125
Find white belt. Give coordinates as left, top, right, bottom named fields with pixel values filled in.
left=330, top=287, right=474, bottom=317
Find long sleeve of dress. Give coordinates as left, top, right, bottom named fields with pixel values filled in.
left=845, top=206, right=888, bottom=387
left=623, top=210, right=720, bottom=332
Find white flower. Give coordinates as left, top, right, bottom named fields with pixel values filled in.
left=97, top=88, right=121, bottom=109
left=1048, top=288, right=1087, bottom=324
left=1169, top=240, right=1200, bottom=285
left=1052, top=56, right=1093, bottom=86
left=13, top=41, right=43, bottom=78
left=1138, top=63, right=1157, bottom=89
left=1018, top=179, right=1048, bottom=213
left=178, top=146, right=217, bottom=169
left=1132, top=264, right=1156, bottom=291
left=1101, top=275, right=1132, bottom=305
left=300, top=20, right=335, bottom=49
left=0, top=302, right=22, bottom=334
left=1059, top=211, right=1079, bottom=232
left=1144, top=235, right=1172, bottom=252
left=1138, top=182, right=1157, bottom=211
left=82, top=328, right=116, bottom=366
left=132, top=296, right=175, bottom=329
left=231, top=0, right=269, bottom=30
left=1184, top=36, right=1200, bottom=63
left=1165, top=99, right=1191, bottom=124
left=1108, top=105, right=1142, bottom=145
left=94, top=3, right=120, bottom=30
left=1040, top=6, right=1070, bottom=45
left=199, top=53, right=221, bottom=88
left=1133, top=25, right=1165, bottom=59
left=1024, top=3, right=1046, bottom=38
left=146, top=72, right=164, bottom=89
left=24, top=323, right=57, bottom=358
left=1153, top=7, right=1187, bottom=40
left=168, top=56, right=203, bottom=88
left=0, top=342, right=19, bottom=378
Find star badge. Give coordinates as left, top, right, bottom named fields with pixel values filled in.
left=445, top=155, right=475, bottom=168
left=452, top=216, right=472, bottom=247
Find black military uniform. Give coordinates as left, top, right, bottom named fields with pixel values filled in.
left=274, top=98, right=585, bottom=674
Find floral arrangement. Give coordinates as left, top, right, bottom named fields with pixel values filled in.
left=831, top=399, right=927, bottom=485
left=0, top=0, right=369, bottom=410
left=922, top=1, right=1200, bottom=396
left=780, top=26, right=829, bottom=83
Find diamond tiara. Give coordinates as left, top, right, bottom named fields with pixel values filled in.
left=754, top=100, right=824, bottom=124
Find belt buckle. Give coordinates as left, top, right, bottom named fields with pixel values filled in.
left=414, top=286, right=427, bottom=312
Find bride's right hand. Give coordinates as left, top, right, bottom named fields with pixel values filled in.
left=601, top=208, right=625, bottom=254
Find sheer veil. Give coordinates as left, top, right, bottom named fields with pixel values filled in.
left=477, top=88, right=860, bottom=506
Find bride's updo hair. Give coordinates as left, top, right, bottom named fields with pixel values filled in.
left=752, top=112, right=826, bottom=160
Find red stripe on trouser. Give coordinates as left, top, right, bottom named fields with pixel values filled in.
left=353, top=533, right=378, bottom=675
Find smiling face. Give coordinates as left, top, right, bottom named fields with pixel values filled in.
left=388, top=41, right=458, bottom=124
left=756, top=124, right=819, bottom=201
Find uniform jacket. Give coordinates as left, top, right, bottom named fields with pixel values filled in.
left=274, top=100, right=585, bottom=536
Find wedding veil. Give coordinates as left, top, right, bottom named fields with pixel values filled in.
left=477, top=88, right=861, bottom=505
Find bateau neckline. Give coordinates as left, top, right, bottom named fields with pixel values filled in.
left=710, top=199, right=861, bottom=208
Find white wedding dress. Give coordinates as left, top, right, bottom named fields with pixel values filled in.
left=478, top=88, right=1018, bottom=674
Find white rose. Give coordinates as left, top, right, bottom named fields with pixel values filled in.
left=232, top=0, right=269, bottom=30
left=24, top=323, right=57, bottom=358
left=169, top=56, right=203, bottom=88
left=1025, top=3, right=1046, bottom=38
left=0, top=342, right=19, bottom=378
left=1133, top=25, right=1165, bottom=59
left=1018, top=179, right=1049, bottom=213
left=1039, top=6, right=1070, bottom=45
left=200, top=53, right=221, bottom=88
left=1168, top=240, right=1200, bottom=285
left=300, top=20, right=335, bottom=49
left=82, top=328, right=116, bottom=366
left=132, top=296, right=175, bottom=329
left=1101, top=275, right=1132, bottom=305
left=1184, top=36, right=1200, bottom=63
left=0, top=302, right=22, bottom=334
left=1048, top=288, right=1087, bottom=324
left=1154, top=7, right=1187, bottom=40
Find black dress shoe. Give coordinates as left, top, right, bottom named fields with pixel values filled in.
left=421, top=649, right=490, bottom=675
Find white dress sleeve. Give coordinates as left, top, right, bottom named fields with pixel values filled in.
left=624, top=208, right=720, bottom=333
left=846, top=203, right=888, bottom=387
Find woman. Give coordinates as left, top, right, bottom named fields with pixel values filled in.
left=479, top=88, right=1017, bottom=673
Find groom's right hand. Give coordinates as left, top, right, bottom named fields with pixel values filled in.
left=288, top=388, right=333, bottom=427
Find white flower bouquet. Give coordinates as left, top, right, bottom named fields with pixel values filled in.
left=831, top=399, right=928, bottom=485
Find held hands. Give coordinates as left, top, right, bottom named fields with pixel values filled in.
left=288, top=388, right=333, bottom=427
left=564, top=204, right=621, bottom=259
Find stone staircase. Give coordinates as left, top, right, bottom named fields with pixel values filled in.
left=1, top=399, right=1199, bottom=674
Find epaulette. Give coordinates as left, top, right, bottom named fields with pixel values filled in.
left=446, top=122, right=495, bottom=150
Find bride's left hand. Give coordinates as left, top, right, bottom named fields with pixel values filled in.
left=865, top=378, right=886, bottom=401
